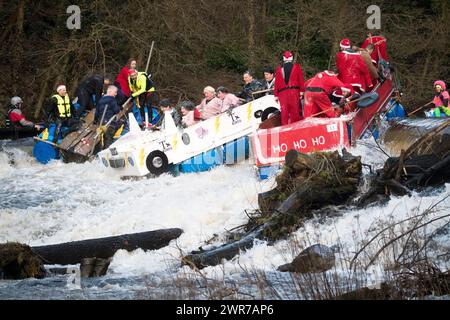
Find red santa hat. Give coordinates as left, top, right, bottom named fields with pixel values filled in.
left=340, top=38, right=351, bottom=49
left=282, top=51, right=293, bottom=62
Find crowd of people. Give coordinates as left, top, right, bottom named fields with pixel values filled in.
left=4, top=33, right=449, bottom=149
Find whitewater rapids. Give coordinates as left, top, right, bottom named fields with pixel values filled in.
left=0, top=137, right=449, bottom=299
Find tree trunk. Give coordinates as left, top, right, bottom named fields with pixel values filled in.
left=247, top=0, right=256, bottom=68
left=32, top=228, right=183, bottom=265
left=184, top=150, right=362, bottom=269
left=16, top=0, right=24, bottom=35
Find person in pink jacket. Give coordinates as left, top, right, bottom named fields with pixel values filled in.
left=429, top=80, right=450, bottom=117
left=196, top=86, right=222, bottom=119
left=114, top=58, right=137, bottom=104
left=180, top=101, right=201, bottom=128
left=216, top=86, right=242, bottom=112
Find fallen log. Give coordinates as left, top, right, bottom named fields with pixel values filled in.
left=32, top=228, right=183, bottom=265
left=357, top=126, right=450, bottom=207
left=184, top=150, right=362, bottom=269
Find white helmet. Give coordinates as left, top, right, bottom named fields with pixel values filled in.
left=11, top=96, right=23, bottom=107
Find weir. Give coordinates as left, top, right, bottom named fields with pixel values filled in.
left=382, top=118, right=450, bottom=156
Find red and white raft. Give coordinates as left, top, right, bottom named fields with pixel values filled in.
left=252, top=79, right=393, bottom=177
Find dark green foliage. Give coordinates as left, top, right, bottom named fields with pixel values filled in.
left=205, top=45, right=248, bottom=72
left=0, top=0, right=449, bottom=123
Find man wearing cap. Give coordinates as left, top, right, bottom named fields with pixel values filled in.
left=45, top=85, right=79, bottom=142
left=303, top=71, right=353, bottom=118
left=336, top=38, right=373, bottom=94
left=128, top=69, right=157, bottom=125
left=273, top=51, right=305, bottom=125
left=7, top=96, right=42, bottom=130
left=76, top=74, right=112, bottom=118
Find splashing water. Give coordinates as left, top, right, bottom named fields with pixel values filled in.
left=0, top=135, right=448, bottom=299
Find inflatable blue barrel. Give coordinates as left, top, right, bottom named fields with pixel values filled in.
left=33, top=124, right=68, bottom=164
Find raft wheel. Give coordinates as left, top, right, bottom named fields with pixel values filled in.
left=261, top=107, right=280, bottom=121
left=146, top=150, right=169, bottom=175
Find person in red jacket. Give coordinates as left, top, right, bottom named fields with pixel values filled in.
left=274, top=51, right=305, bottom=125
left=361, top=33, right=389, bottom=66
left=114, top=58, right=137, bottom=104
left=7, top=96, right=42, bottom=129
left=303, top=71, right=353, bottom=118
left=336, top=38, right=373, bottom=94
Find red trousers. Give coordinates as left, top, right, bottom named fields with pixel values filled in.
left=278, top=90, right=301, bottom=125
left=303, top=92, right=336, bottom=118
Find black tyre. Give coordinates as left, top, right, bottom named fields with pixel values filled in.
left=146, top=150, right=169, bottom=175
left=261, top=107, right=280, bottom=121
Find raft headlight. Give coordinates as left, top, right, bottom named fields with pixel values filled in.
left=102, top=158, right=109, bottom=167
left=128, top=157, right=134, bottom=167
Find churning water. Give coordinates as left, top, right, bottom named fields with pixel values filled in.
left=0, top=136, right=449, bottom=299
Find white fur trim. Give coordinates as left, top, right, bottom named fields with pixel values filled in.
left=57, top=85, right=66, bottom=93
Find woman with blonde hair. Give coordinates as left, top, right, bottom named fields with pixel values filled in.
left=195, top=86, right=222, bottom=119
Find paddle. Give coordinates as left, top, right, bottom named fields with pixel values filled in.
left=307, top=92, right=379, bottom=118
left=88, top=105, right=109, bottom=157
left=250, top=88, right=274, bottom=98
left=145, top=41, right=155, bottom=75
left=407, top=101, right=434, bottom=117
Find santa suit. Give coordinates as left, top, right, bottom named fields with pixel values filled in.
left=303, top=71, right=349, bottom=118
left=274, top=62, right=305, bottom=125
left=336, top=50, right=373, bottom=93
left=361, top=35, right=389, bottom=65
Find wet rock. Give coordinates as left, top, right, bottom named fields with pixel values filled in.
left=277, top=244, right=335, bottom=274
left=80, top=257, right=111, bottom=278
left=0, top=243, right=46, bottom=279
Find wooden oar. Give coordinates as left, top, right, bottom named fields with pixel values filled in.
left=145, top=41, right=155, bottom=74
left=251, top=88, right=273, bottom=97
left=306, top=93, right=377, bottom=118
left=407, top=101, right=434, bottom=117
left=88, top=105, right=109, bottom=157
left=33, top=136, right=60, bottom=148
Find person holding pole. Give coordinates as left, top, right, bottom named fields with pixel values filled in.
left=303, top=71, right=353, bottom=118
left=95, top=85, right=121, bottom=149
left=128, top=42, right=157, bottom=128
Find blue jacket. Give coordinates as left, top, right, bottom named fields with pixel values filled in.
left=95, top=95, right=120, bottom=125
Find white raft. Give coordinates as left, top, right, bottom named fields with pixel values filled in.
left=97, top=95, right=279, bottom=177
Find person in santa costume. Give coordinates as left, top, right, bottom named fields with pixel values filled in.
left=303, top=71, right=353, bottom=118
left=273, top=51, right=305, bottom=125
left=336, top=38, right=373, bottom=94
left=361, top=33, right=389, bottom=66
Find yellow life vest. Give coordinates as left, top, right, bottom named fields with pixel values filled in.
left=52, top=94, right=71, bottom=118
left=128, top=72, right=155, bottom=98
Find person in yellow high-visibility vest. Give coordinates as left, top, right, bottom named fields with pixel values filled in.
left=128, top=69, right=157, bottom=126
left=44, top=85, right=80, bottom=142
